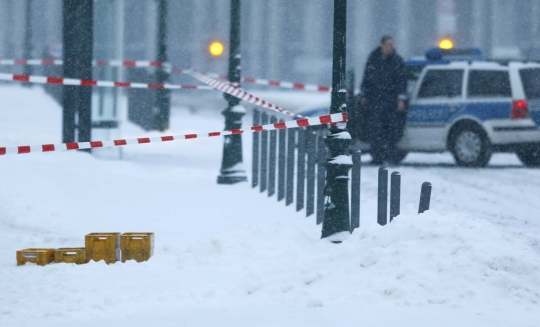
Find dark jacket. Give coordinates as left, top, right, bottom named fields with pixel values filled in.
left=360, top=47, right=407, bottom=106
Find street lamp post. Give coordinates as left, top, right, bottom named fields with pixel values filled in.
left=217, top=0, right=248, bottom=185
left=321, top=0, right=352, bottom=240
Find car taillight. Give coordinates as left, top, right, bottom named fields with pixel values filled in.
left=511, top=100, right=530, bottom=119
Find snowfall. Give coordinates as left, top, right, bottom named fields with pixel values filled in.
left=0, top=84, right=539, bottom=327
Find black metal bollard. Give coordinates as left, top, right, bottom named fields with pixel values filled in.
left=418, top=182, right=432, bottom=214
left=252, top=109, right=260, bottom=188
left=277, top=119, right=286, bottom=202
left=296, top=128, right=306, bottom=212
left=306, top=129, right=317, bottom=217
left=286, top=127, right=296, bottom=206
left=316, top=135, right=327, bottom=225
left=260, top=112, right=268, bottom=193
left=377, top=167, right=388, bottom=226
left=390, top=172, right=401, bottom=222
left=350, top=151, right=361, bottom=231
left=268, top=116, right=277, bottom=197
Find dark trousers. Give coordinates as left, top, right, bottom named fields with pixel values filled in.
left=368, top=103, right=401, bottom=163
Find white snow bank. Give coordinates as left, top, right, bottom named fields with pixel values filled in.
left=1, top=85, right=540, bottom=326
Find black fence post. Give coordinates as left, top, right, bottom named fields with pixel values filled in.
left=286, top=127, right=296, bottom=206
left=306, top=129, right=317, bottom=217
left=350, top=151, right=361, bottom=231
left=260, top=112, right=269, bottom=193
left=377, top=167, right=388, bottom=226
left=268, top=116, right=277, bottom=197
left=390, top=172, right=401, bottom=222
left=296, top=128, right=306, bottom=212
left=278, top=120, right=286, bottom=202
left=316, top=135, right=326, bottom=225
left=418, top=182, right=432, bottom=214
left=252, top=109, right=260, bottom=189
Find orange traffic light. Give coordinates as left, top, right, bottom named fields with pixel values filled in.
left=209, top=41, right=225, bottom=57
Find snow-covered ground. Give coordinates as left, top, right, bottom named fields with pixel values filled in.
left=0, top=85, right=539, bottom=327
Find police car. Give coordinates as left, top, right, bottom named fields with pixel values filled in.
left=304, top=47, right=540, bottom=167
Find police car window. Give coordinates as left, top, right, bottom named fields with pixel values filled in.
left=467, top=70, right=511, bottom=98
left=418, top=70, right=463, bottom=98
left=520, top=68, right=540, bottom=99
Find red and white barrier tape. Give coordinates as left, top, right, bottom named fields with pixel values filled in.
left=189, top=70, right=308, bottom=120
left=241, top=77, right=331, bottom=92
left=1, top=59, right=332, bottom=92
left=0, top=59, right=164, bottom=68
left=0, top=72, right=213, bottom=90
left=0, top=113, right=346, bottom=156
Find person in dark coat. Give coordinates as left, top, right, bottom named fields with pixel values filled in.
left=359, top=35, right=407, bottom=165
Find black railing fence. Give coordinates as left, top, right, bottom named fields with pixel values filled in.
left=251, top=109, right=339, bottom=225
left=251, top=108, right=432, bottom=231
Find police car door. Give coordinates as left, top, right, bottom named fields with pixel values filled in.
left=404, top=66, right=465, bottom=151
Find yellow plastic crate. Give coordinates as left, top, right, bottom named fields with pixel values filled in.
left=121, top=232, right=154, bottom=263
left=54, top=247, right=86, bottom=264
left=17, top=248, right=56, bottom=266
left=85, top=233, right=120, bottom=264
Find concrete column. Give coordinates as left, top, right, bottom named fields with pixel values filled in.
left=532, top=0, right=540, bottom=49
left=491, top=0, right=518, bottom=58
left=396, top=0, right=412, bottom=58
left=92, top=0, right=121, bottom=159
left=302, top=1, right=326, bottom=83
left=246, top=0, right=265, bottom=77
left=348, top=0, right=373, bottom=80
left=0, top=0, right=8, bottom=58
left=145, top=0, right=158, bottom=61
left=266, top=0, right=282, bottom=78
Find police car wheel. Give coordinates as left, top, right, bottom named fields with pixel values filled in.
left=516, top=145, right=540, bottom=167
left=450, top=125, right=492, bottom=167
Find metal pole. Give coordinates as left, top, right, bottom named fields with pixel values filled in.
left=390, top=172, right=401, bottom=222
left=286, top=128, right=296, bottom=206
left=418, top=182, right=432, bottom=214
left=306, top=129, right=317, bottom=217
left=350, top=151, right=361, bottom=231
left=268, top=116, right=277, bottom=197
left=277, top=119, right=286, bottom=201
left=155, top=0, right=170, bottom=132
left=252, top=109, right=260, bottom=188
left=377, top=167, right=388, bottom=226
left=260, top=112, right=268, bottom=193
left=316, top=135, right=327, bottom=225
left=63, top=0, right=93, bottom=144
left=217, top=0, right=248, bottom=185
left=296, top=128, right=306, bottom=212
left=321, top=0, right=352, bottom=239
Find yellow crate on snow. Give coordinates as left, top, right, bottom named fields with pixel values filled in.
left=17, top=248, right=56, bottom=266
left=54, top=247, right=86, bottom=264
left=121, top=232, right=154, bottom=263
left=85, top=232, right=120, bottom=264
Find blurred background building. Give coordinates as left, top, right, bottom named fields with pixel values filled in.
left=1, top=0, right=540, bottom=86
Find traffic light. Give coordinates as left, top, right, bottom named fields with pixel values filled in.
left=439, top=38, right=454, bottom=50
left=209, top=41, right=225, bottom=57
